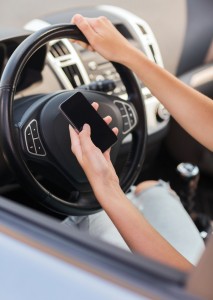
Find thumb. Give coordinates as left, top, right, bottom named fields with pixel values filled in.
left=81, top=123, right=91, bottom=136
left=79, top=123, right=94, bottom=152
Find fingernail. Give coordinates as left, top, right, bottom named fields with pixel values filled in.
left=69, top=124, right=75, bottom=133
left=83, top=123, right=90, bottom=131
left=74, top=14, right=83, bottom=22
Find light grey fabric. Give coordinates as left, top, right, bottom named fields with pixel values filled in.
left=62, top=180, right=205, bottom=265
left=129, top=180, right=205, bottom=265
left=63, top=211, right=130, bottom=251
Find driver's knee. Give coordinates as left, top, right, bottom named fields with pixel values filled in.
left=135, top=180, right=158, bottom=195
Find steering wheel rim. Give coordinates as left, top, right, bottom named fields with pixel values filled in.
left=0, top=24, right=147, bottom=215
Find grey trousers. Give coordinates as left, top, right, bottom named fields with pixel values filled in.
left=62, top=180, right=205, bottom=265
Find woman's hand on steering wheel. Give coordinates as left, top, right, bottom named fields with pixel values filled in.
left=71, top=14, right=134, bottom=64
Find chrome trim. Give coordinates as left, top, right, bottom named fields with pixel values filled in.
left=24, top=119, right=46, bottom=156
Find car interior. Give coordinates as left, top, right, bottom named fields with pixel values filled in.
left=0, top=1, right=213, bottom=299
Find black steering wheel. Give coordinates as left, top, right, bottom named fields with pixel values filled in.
left=0, top=24, right=147, bottom=215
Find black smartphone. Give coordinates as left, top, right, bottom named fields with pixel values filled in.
left=59, top=92, right=118, bottom=152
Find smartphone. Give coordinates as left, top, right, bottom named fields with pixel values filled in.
left=59, top=92, right=118, bottom=152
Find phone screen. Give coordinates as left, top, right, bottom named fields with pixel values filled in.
left=59, top=92, right=118, bottom=152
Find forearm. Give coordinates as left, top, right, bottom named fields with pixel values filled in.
left=71, top=124, right=193, bottom=271
left=121, top=47, right=213, bottom=151
left=72, top=15, right=213, bottom=150
left=93, top=182, right=193, bottom=271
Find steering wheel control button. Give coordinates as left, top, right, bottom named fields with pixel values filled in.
left=25, top=129, right=36, bottom=154
left=34, top=138, right=46, bottom=155
left=24, top=119, right=46, bottom=156
left=115, top=102, right=126, bottom=115
left=26, top=127, right=32, bottom=139
left=30, top=120, right=39, bottom=138
left=122, top=116, right=130, bottom=132
left=114, top=100, right=137, bottom=134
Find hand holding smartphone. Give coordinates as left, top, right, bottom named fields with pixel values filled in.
left=59, top=92, right=118, bottom=152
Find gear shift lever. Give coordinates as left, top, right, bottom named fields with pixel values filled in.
left=176, top=162, right=199, bottom=213
left=176, top=162, right=212, bottom=241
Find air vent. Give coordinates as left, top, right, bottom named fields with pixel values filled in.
left=138, top=24, right=146, bottom=35
left=138, top=24, right=158, bottom=64
left=50, top=41, right=70, bottom=57
left=62, top=64, right=84, bottom=88
left=148, top=44, right=157, bottom=63
left=48, top=40, right=87, bottom=88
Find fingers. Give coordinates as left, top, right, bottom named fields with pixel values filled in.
left=78, top=123, right=96, bottom=154
left=103, top=115, right=112, bottom=125
left=91, top=102, right=99, bottom=111
left=69, top=125, right=82, bottom=163
left=71, top=14, right=131, bottom=63
left=112, top=127, right=118, bottom=136
left=69, top=124, right=78, bottom=146
left=91, top=102, right=112, bottom=125
left=71, top=14, right=96, bottom=51
left=70, top=39, right=94, bottom=51
left=82, top=123, right=91, bottom=134
left=69, top=96, right=119, bottom=162
left=103, top=126, right=118, bottom=160
left=69, top=125, right=78, bottom=148
left=72, top=14, right=96, bottom=45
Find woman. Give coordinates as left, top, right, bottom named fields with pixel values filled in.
left=63, top=14, right=211, bottom=271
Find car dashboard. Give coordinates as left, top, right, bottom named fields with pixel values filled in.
left=3, top=5, right=169, bottom=132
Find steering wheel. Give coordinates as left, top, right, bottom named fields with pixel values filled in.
left=0, top=24, right=147, bottom=215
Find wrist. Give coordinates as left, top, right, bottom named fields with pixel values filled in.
left=92, top=178, right=124, bottom=205
left=120, top=45, right=147, bottom=70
